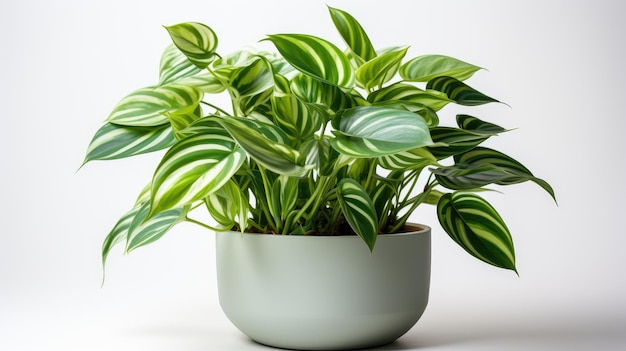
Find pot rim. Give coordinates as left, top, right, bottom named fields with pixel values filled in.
left=220, top=223, right=431, bottom=238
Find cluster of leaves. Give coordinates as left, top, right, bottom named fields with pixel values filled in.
left=84, top=6, right=554, bottom=273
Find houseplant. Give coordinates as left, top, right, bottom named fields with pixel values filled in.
left=82, top=5, right=555, bottom=350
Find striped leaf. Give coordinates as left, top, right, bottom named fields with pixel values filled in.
left=149, top=131, right=246, bottom=217
left=164, top=104, right=202, bottom=140
left=83, top=122, right=175, bottom=163
left=455, top=147, right=556, bottom=201
left=330, top=106, right=433, bottom=157
left=266, top=34, right=355, bottom=89
left=427, top=127, right=488, bottom=159
left=427, top=76, right=499, bottom=106
left=159, top=44, right=202, bottom=85
left=217, top=117, right=309, bottom=176
left=379, top=147, right=437, bottom=171
left=400, top=55, right=481, bottom=82
left=230, top=57, right=274, bottom=97
left=277, top=175, right=298, bottom=219
left=102, top=204, right=141, bottom=267
left=290, top=73, right=356, bottom=112
left=126, top=201, right=185, bottom=253
left=107, top=84, right=204, bottom=127
left=356, top=47, right=408, bottom=91
left=437, top=192, right=516, bottom=271
left=457, top=114, right=506, bottom=135
left=300, top=138, right=336, bottom=175
left=272, top=94, right=323, bottom=140
left=328, top=6, right=376, bottom=62
left=431, top=163, right=511, bottom=190
left=368, top=82, right=452, bottom=111
left=175, top=71, right=225, bottom=94
left=205, top=180, right=248, bottom=231
left=336, top=178, right=378, bottom=252
left=164, top=22, right=218, bottom=69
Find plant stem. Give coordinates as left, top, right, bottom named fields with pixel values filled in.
left=200, top=101, right=230, bottom=116
left=186, top=216, right=224, bottom=232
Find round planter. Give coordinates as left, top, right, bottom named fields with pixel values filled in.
left=216, top=224, right=431, bottom=350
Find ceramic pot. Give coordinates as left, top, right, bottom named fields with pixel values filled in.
left=216, top=224, right=431, bottom=350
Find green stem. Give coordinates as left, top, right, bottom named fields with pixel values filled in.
left=186, top=217, right=225, bottom=232
left=200, top=101, right=230, bottom=116
left=258, top=166, right=278, bottom=232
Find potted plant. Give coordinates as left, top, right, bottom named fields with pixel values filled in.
left=82, top=6, right=555, bottom=350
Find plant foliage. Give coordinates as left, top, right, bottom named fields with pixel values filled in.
left=83, top=6, right=555, bottom=273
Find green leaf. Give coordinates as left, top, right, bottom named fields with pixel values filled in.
left=149, top=130, right=246, bottom=217
left=427, top=127, right=488, bottom=159
left=277, top=175, right=299, bottom=219
left=431, top=163, right=512, bottom=190
left=230, top=57, right=274, bottom=97
left=455, top=147, right=556, bottom=201
left=217, top=117, right=309, bottom=176
left=102, top=205, right=141, bottom=267
left=272, top=94, right=323, bottom=140
left=205, top=180, right=248, bottom=231
left=164, top=22, right=218, bottom=69
left=457, top=115, right=507, bottom=135
left=159, top=44, right=202, bottom=85
left=164, top=104, right=203, bottom=140
left=126, top=201, right=185, bottom=253
left=427, top=76, right=499, bottom=106
left=379, top=147, right=437, bottom=171
left=336, top=178, right=378, bottom=252
left=437, top=192, right=516, bottom=271
left=400, top=55, right=481, bottom=82
left=328, top=6, right=376, bottom=62
left=368, top=82, right=452, bottom=111
left=107, top=84, right=204, bottom=127
left=266, top=33, right=355, bottom=89
left=290, top=73, right=356, bottom=112
left=356, top=47, right=408, bottom=91
left=330, top=106, right=433, bottom=157
left=83, top=123, right=175, bottom=163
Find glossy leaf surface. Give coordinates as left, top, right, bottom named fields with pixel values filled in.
left=165, top=22, right=218, bottom=68
left=337, top=178, right=378, bottom=252
left=437, top=192, right=516, bottom=271
left=328, top=6, right=376, bottom=62
left=400, top=55, right=481, bottom=82
left=427, top=76, right=499, bottom=106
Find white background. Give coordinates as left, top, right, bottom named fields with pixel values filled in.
left=1, top=0, right=625, bottom=350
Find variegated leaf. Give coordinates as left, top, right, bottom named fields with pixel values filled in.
left=336, top=178, right=378, bottom=252
left=427, top=76, right=499, bottom=106
left=165, top=104, right=202, bottom=139
left=356, top=47, right=408, bottom=91
left=126, top=201, right=185, bottom=253
left=431, top=164, right=511, bottom=190
left=368, top=82, right=452, bottom=112
left=83, top=122, right=175, bottom=163
left=400, top=55, right=481, bottom=82
left=437, top=192, right=516, bottom=271
left=330, top=106, right=433, bottom=157
left=379, top=147, right=437, bottom=170
left=427, top=127, right=488, bottom=159
left=457, top=114, right=507, bottom=135
left=159, top=44, right=202, bottom=85
left=455, top=147, right=556, bottom=201
left=230, top=57, right=274, bottom=97
left=149, top=130, right=246, bottom=217
left=217, top=117, right=309, bottom=176
left=205, top=180, right=248, bottom=231
left=102, top=204, right=141, bottom=267
left=107, top=84, right=204, bottom=127
left=164, top=22, right=218, bottom=69
left=328, top=6, right=376, bottom=62
left=290, top=73, right=356, bottom=112
left=266, top=34, right=355, bottom=89
left=272, top=94, right=323, bottom=140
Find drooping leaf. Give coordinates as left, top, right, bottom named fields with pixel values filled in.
left=455, top=147, right=556, bottom=201
left=107, top=84, right=204, bottom=127
left=437, top=192, right=516, bottom=271
left=431, top=163, right=512, bottom=190
left=368, top=82, right=452, bottom=111
left=83, top=122, right=175, bottom=163
left=266, top=33, right=355, bottom=89
left=149, top=130, right=246, bottom=217
left=164, top=22, right=218, bottom=69
left=102, top=204, right=141, bottom=267
left=356, top=47, right=408, bottom=91
left=328, top=6, right=376, bottom=62
left=126, top=201, right=185, bottom=253
left=427, top=127, right=488, bottom=159
left=400, top=55, right=481, bottom=82
left=427, top=76, right=499, bottom=106
left=330, top=106, right=433, bottom=157
left=336, top=178, right=378, bottom=252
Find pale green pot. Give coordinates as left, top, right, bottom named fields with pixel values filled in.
left=216, top=224, right=431, bottom=350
